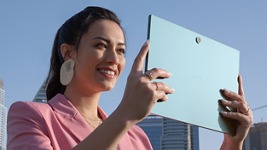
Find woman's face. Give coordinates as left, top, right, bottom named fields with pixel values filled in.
left=71, top=19, right=126, bottom=94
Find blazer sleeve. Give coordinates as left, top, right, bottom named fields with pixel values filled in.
left=7, top=101, right=53, bottom=150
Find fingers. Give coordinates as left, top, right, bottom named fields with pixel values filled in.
left=222, top=75, right=248, bottom=113
left=220, top=110, right=252, bottom=125
left=150, top=81, right=174, bottom=102
left=152, top=81, right=174, bottom=94
left=220, top=75, right=253, bottom=131
left=220, top=99, right=249, bottom=114
left=124, top=40, right=174, bottom=120
left=131, top=41, right=149, bottom=73
left=145, top=68, right=172, bottom=80
left=238, top=74, right=245, bottom=97
left=222, top=75, right=246, bottom=103
left=144, top=68, right=174, bottom=102
left=222, top=89, right=246, bottom=105
left=221, top=88, right=248, bottom=115
left=220, top=99, right=253, bottom=129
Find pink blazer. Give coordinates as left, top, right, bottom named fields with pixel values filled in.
left=7, top=94, right=153, bottom=150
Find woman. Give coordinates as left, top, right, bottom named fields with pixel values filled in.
left=7, top=6, right=252, bottom=150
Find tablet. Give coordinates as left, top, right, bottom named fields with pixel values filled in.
left=146, top=15, right=240, bottom=134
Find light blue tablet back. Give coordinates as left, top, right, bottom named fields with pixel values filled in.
left=146, top=15, right=240, bottom=134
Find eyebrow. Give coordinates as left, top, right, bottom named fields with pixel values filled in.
left=92, top=36, right=125, bottom=46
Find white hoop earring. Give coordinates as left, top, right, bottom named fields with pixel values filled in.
left=60, top=59, right=75, bottom=85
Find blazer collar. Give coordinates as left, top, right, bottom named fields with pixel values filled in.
left=47, top=93, right=132, bottom=149
left=48, top=94, right=93, bottom=142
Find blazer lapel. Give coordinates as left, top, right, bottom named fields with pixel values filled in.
left=48, top=94, right=134, bottom=149
left=48, top=94, right=93, bottom=142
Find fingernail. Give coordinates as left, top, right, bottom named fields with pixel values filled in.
left=220, top=111, right=227, bottom=115
left=220, top=99, right=228, bottom=104
left=171, top=88, right=175, bottom=92
left=157, top=99, right=164, bottom=102
left=168, top=73, right=173, bottom=77
left=144, top=40, right=150, bottom=46
left=224, top=89, right=230, bottom=94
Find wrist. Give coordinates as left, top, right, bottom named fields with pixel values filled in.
left=220, top=136, right=243, bottom=150
left=111, top=106, right=137, bottom=128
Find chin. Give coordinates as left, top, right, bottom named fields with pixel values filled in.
left=101, top=84, right=115, bottom=91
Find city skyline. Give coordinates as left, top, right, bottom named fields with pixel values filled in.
left=137, top=114, right=199, bottom=150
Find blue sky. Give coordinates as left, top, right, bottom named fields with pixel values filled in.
left=1, top=1, right=267, bottom=149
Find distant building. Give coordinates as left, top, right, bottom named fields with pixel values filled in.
left=243, top=122, right=267, bottom=150
left=0, top=80, right=7, bottom=150
left=161, top=118, right=199, bottom=150
left=137, top=115, right=163, bottom=149
left=33, top=82, right=47, bottom=103
left=137, top=114, right=199, bottom=150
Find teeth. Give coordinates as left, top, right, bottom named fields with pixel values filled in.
left=99, top=69, right=115, bottom=76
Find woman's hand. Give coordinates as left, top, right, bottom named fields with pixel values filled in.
left=117, top=41, right=174, bottom=124
left=220, top=75, right=253, bottom=150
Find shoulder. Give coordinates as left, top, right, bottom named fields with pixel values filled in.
left=9, top=101, right=51, bottom=118
left=8, top=101, right=54, bottom=128
left=10, top=100, right=49, bottom=109
left=7, top=101, right=54, bottom=149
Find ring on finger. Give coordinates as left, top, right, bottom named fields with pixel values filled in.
left=145, top=71, right=153, bottom=81
left=244, top=106, right=250, bottom=115
left=153, top=81, right=158, bottom=90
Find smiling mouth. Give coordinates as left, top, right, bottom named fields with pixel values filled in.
left=98, top=69, right=116, bottom=76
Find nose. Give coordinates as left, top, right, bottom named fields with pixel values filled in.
left=106, top=48, right=119, bottom=65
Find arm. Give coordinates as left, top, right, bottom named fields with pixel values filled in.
left=8, top=41, right=172, bottom=150
left=220, top=75, right=253, bottom=150
left=73, top=41, right=173, bottom=150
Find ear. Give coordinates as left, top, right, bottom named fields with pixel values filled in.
left=60, top=43, right=75, bottom=61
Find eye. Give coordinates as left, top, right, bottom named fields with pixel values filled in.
left=95, top=43, right=107, bottom=49
left=117, top=48, right=126, bottom=55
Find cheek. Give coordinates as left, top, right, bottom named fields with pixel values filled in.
left=120, top=58, right=126, bottom=71
left=75, top=53, right=99, bottom=73
left=80, top=51, right=102, bottom=66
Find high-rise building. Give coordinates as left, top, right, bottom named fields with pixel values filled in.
left=161, top=118, right=199, bottom=150
left=33, top=82, right=47, bottom=103
left=243, top=122, right=267, bottom=150
left=137, top=114, right=199, bottom=150
left=0, top=80, right=7, bottom=150
left=137, top=115, right=163, bottom=149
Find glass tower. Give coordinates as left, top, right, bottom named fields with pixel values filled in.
left=0, top=80, right=7, bottom=150
left=161, top=118, right=199, bottom=150
left=137, top=115, right=163, bottom=149
left=243, top=122, right=267, bottom=150
left=138, top=114, right=199, bottom=150
left=33, top=82, right=47, bottom=103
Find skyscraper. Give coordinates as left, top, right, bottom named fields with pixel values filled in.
left=137, top=114, right=199, bottom=150
left=33, top=82, right=47, bottom=103
left=137, top=115, right=163, bottom=149
left=243, top=122, right=267, bottom=150
left=0, top=80, right=7, bottom=150
left=161, top=118, right=199, bottom=150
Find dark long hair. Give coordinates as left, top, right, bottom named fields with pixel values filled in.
left=45, top=6, right=124, bottom=100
